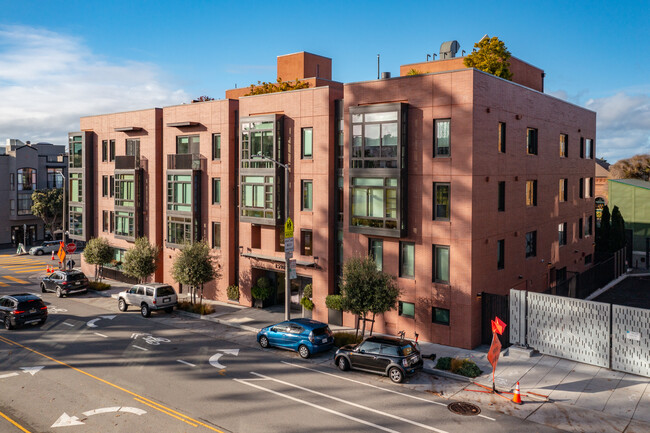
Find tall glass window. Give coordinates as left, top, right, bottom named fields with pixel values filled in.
left=17, top=195, right=32, bottom=215
left=399, top=242, right=415, bottom=278
left=69, top=173, right=83, bottom=202
left=301, top=128, right=313, bottom=159
left=560, top=134, right=568, bottom=157
left=47, top=168, right=64, bottom=189
left=212, top=222, right=221, bottom=249
left=434, top=119, right=451, bottom=157
left=301, top=230, right=313, bottom=256
left=241, top=176, right=274, bottom=219
left=559, top=179, right=568, bottom=202
left=167, top=216, right=192, bottom=244
left=526, top=128, right=538, bottom=155
left=525, top=231, right=537, bottom=258
left=212, top=134, right=221, bottom=160
left=351, top=111, right=399, bottom=168
left=126, top=139, right=140, bottom=158
left=434, top=183, right=450, bottom=220
left=109, top=139, right=115, bottom=162
left=559, top=222, right=567, bottom=246
left=526, top=180, right=537, bottom=206
left=212, top=178, right=221, bottom=205
left=115, top=174, right=135, bottom=207
left=433, top=245, right=449, bottom=283
left=351, top=178, right=397, bottom=229
left=497, top=239, right=505, bottom=270
left=69, top=135, right=83, bottom=168
left=114, top=211, right=135, bottom=237
left=586, top=139, right=593, bottom=159
left=102, top=140, right=108, bottom=162
left=498, top=181, right=506, bottom=212
left=498, top=122, right=506, bottom=153
left=369, top=238, right=383, bottom=271
left=302, top=180, right=313, bottom=211
left=17, top=168, right=37, bottom=191
left=177, top=135, right=199, bottom=154
left=167, top=175, right=192, bottom=212
left=69, top=206, right=83, bottom=236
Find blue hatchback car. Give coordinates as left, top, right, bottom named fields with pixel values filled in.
left=257, top=318, right=334, bottom=358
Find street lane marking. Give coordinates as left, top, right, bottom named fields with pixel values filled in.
left=282, top=361, right=496, bottom=421
left=16, top=268, right=51, bottom=273
left=0, top=281, right=8, bottom=287
left=249, top=372, right=450, bottom=433
left=177, top=360, right=196, bottom=367
left=0, top=408, right=32, bottom=433
left=3, top=276, right=29, bottom=284
left=0, top=373, right=19, bottom=379
left=63, top=323, right=75, bottom=327
left=133, top=345, right=149, bottom=351
left=0, top=336, right=16, bottom=346
left=0, top=335, right=225, bottom=432
left=133, top=398, right=198, bottom=427
left=94, top=333, right=108, bottom=338
left=235, top=377, right=401, bottom=433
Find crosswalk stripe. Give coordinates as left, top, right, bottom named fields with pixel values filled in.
left=5, top=266, right=47, bottom=270
left=3, top=276, right=29, bottom=284
left=0, top=281, right=7, bottom=286
left=16, top=268, right=50, bottom=274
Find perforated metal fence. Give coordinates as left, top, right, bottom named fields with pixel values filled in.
left=612, top=305, right=650, bottom=377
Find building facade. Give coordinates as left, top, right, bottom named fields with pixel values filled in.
left=71, top=50, right=596, bottom=349
left=0, top=139, right=67, bottom=248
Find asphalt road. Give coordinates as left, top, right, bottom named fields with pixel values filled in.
left=0, top=254, right=560, bottom=433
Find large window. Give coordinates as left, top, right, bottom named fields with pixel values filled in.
left=102, top=140, right=108, bottom=162
left=497, top=239, right=505, bottom=270
left=109, top=139, right=115, bottom=162
left=351, top=178, right=397, bottom=229
left=498, top=122, right=506, bottom=153
left=114, top=174, right=135, bottom=207
left=212, top=222, right=221, bottom=249
left=559, top=222, right=567, bottom=246
left=433, top=183, right=450, bottom=220
left=351, top=111, right=399, bottom=168
left=47, top=168, right=63, bottom=189
left=559, top=179, right=568, bottom=202
left=69, top=135, right=83, bottom=168
left=69, top=173, right=83, bottom=202
left=301, top=180, right=313, bottom=211
left=369, top=238, right=383, bottom=271
left=102, top=176, right=109, bottom=197
left=212, top=178, right=221, bottom=205
left=433, top=245, right=450, bottom=284
left=114, top=211, right=135, bottom=238
left=399, top=242, right=414, bottom=278
left=167, top=174, right=192, bottom=212
left=126, top=139, right=140, bottom=158
left=560, top=134, right=568, bottom=157
left=177, top=135, right=199, bottom=154
left=17, top=168, right=37, bottom=191
left=434, top=119, right=451, bottom=157
left=301, top=230, right=313, bottom=256
left=580, top=137, right=585, bottom=158
left=241, top=176, right=274, bottom=219
left=498, top=181, right=506, bottom=212
left=17, top=195, right=32, bottom=215
left=399, top=301, right=415, bottom=318
left=526, top=180, right=537, bottom=206
left=586, top=139, right=593, bottom=159
left=212, top=134, right=221, bottom=160
left=525, top=231, right=537, bottom=258
left=585, top=177, right=592, bottom=198
left=69, top=206, right=83, bottom=236
left=301, top=128, right=313, bottom=159
left=526, top=128, right=538, bottom=155
left=432, top=307, right=450, bottom=325
left=167, top=216, right=192, bottom=245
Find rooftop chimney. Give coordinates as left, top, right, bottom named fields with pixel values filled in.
left=439, top=40, right=460, bottom=60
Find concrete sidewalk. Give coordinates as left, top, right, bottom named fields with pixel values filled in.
left=94, top=278, right=649, bottom=433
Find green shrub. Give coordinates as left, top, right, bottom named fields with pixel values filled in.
left=302, top=284, right=312, bottom=299
left=333, top=332, right=362, bottom=348
left=227, top=285, right=240, bottom=301
left=325, top=294, right=343, bottom=311
left=435, top=357, right=452, bottom=371
left=177, top=301, right=214, bottom=315
left=300, top=297, right=314, bottom=311
left=88, top=281, right=111, bottom=291
left=251, top=277, right=272, bottom=300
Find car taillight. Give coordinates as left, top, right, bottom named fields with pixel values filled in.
left=402, top=358, right=409, bottom=367
left=41, top=306, right=48, bottom=310
left=309, top=332, right=314, bottom=343
left=12, top=310, right=25, bottom=315
left=61, top=281, right=68, bottom=285
left=153, top=299, right=156, bottom=304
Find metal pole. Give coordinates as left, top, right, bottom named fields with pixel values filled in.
left=284, top=164, right=290, bottom=321
left=377, top=54, right=380, bottom=80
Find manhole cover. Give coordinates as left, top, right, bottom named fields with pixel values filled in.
left=447, top=402, right=481, bottom=416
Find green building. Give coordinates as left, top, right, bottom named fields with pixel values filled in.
left=609, top=179, right=650, bottom=251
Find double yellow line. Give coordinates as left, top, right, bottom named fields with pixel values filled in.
left=0, top=335, right=224, bottom=432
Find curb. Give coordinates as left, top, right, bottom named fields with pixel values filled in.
left=424, top=367, right=473, bottom=382
left=175, top=310, right=262, bottom=333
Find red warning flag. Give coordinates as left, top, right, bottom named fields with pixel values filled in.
left=487, top=332, right=502, bottom=382
left=492, top=316, right=507, bottom=335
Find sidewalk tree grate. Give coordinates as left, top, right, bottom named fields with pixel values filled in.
left=447, top=402, right=481, bottom=416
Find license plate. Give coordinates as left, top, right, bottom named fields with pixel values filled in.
left=30, top=309, right=36, bottom=313
left=321, top=338, right=328, bottom=343
left=75, top=282, right=80, bottom=285
left=163, top=297, right=170, bottom=303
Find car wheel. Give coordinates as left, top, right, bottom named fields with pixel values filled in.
left=298, top=344, right=310, bottom=359
left=56, top=287, right=63, bottom=298
left=165, top=307, right=173, bottom=314
left=388, top=367, right=404, bottom=383
left=41, top=283, right=47, bottom=293
left=118, top=298, right=127, bottom=312
left=259, top=335, right=269, bottom=348
left=4, top=317, right=13, bottom=330
left=36, top=250, right=43, bottom=256
left=141, top=304, right=151, bottom=318
left=337, top=357, right=350, bottom=371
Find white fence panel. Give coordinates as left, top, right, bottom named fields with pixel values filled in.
left=509, top=289, right=526, bottom=346
left=612, top=305, right=650, bottom=377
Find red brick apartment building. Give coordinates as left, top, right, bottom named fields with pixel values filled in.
left=69, top=49, right=596, bottom=349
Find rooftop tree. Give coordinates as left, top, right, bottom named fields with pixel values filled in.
left=463, top=36, right=513, bottom=80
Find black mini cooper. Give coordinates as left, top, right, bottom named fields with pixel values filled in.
left=334, top=336, right=423, bottom=383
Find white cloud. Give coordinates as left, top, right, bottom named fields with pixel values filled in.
left=0, top=25, right=188, bottom=145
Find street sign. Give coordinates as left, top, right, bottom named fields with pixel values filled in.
left=284, top=217, right=294, bottom=239
left=284, top=237, right=294, bottom=259
left=57, top=242, right=66, bottom=263
left=66, top=243, right=77, bottom=254
left=289, top=259, right=297, bottom=279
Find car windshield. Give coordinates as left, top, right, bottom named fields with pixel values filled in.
left=312, top=326, right=330, bottom=336
left=157, top=286, right=175, bottom=296
left=17, top=299, right=45, bottom=310
left=67, top=273, right=86, bottom=281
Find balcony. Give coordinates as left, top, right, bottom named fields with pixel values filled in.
left=115, top=155, right=139, bottom=170
left=167, top=154, right=206, bottom=171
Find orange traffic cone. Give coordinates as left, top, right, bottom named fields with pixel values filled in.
left=512, top=382, right=522, bottom=405
left=46, top=265, right=50, bottom=273
left=51, top=251, right=55, bottom=260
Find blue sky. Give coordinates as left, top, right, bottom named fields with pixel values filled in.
left=1, top=0, right=648, bottom=163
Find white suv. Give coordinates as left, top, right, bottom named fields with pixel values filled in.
left=117, top=283, right=177, bottom=317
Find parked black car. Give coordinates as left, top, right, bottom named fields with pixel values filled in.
left=0, top=294, right=48, bottom=330
left=41, top=270, right=89, bottom=298
left=334, top=336, right=423, bottom=383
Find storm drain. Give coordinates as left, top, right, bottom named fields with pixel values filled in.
left=447, top=402, right=481, bottom=416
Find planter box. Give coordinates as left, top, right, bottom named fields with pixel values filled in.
left=328, top=308, right=343, bottom=326
left=302, top=307, right=313, bottom=319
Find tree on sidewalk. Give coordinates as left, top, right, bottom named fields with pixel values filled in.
left=122, top=237, right=160, bottom=283
left=171, top=241, right=221, bottom=305
left=340, top=256, right=400, bottom=338
left=610, top=206, right=626, bottom=252
left=83, top=237, right=113, bottom=281
left=31, top=188, right=63, bottom=237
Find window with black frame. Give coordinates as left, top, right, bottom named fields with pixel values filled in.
left=369, top=238, right=383, bottom=271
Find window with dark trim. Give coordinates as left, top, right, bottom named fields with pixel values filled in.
left=114, top=174, right=135, bottom=207
left=126, top=139, right=140, bottom=158
left=585, top=215, right=593, bottom=237
left=301, top=230, right=313, bottom=256
left=559, top=222, right=567, bottom=246
left=399, top=241, right=415, bottom=278
left=212, top=134, right=221, bottom=160
left=399, top=301, right=415, bottom=318
left=301, top=180, right=313, bottom=211
left=498, top=122, right=506, bottom=153
left=526, top=128, right=538, bottom=155
left=167, top=215, right=192, bottom=245
left=369, top=238, right=383, bottom=271
left=586, top=139, right=593, bottom=159
left=212, top=178, right=221, bottom=205
left=102, top=211, right=109, bottom=232
left=559, top=179, right=568, bottom=202
left=114, top=211, right=135, bottom=238
left=102, top=176, right=109, bottom=197
left=301, top=128, right=313, bottom=159
left=579, top=178, right=584, bottom=199
left=433, top=245, right=450, bottom=284
left=351, top=177, right=397, bottom=229
left=498, top=181, right=505, bottom=212
left=177, top=135, right=199, bottom=154
left=432, top=307, right=450, bottom=325
left=585, top=177, right=592, bottom=198
left=579, top=218, right=583, bottom=239
left=434, top=183, right=450, bottom=220
left=580, top=137, right=584, bottom=158
left=109, top=139, right=115, bottom=162
left=525, top=231, right=537, bottom=258
left=526, top=180, right=537, bottom=206
left=212, top=222, right=221, bottom=249
left=497, top=239, right=505, bottom=270
left=102, top=140, right=108, bottom=162
left=560, top=134, right=568, bottom=157
left=109, top=175, right=114, bottom=198
left=434, top=119, right=451, bottom=157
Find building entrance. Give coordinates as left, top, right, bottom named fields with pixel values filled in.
left=11, top=224, right=37, bottom=247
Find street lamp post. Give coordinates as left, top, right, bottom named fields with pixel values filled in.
left=252, top=153, right=291, bottom=321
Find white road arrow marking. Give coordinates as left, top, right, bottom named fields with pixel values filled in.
left=82, top=407, right=121, bottom=416
left=20, top=366, right=44, bottom=376
left=51, top=413, right=84, bottom=428
left=0, top=373, right=19, bottom=379
left=177, top=360, right=196, bottom=367
left=219, top=349, right=240, bottom=356
left=209, top=353, right=226, bottom=369
left=86, top=315, right=116, bottom=328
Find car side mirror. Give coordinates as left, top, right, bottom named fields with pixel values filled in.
left=359, top=349, right=365, bottom=354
